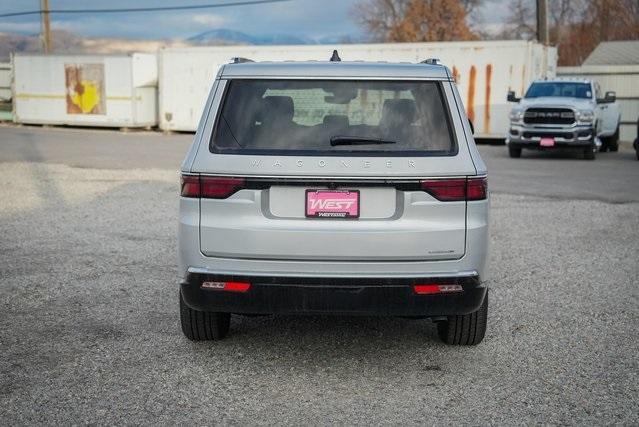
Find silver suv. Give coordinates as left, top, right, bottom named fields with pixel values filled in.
left=178, top=56, right=489, bottom=345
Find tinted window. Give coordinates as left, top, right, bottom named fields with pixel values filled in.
left=211, top=79, right=456, bottom=156
left=525, top=82, right=592, bottom=99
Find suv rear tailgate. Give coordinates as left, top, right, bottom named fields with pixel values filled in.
left=199, top=178, right=469, bottom=262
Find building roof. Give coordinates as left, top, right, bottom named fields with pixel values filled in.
left=220, top=61, right=451, bottom=80
left=583, top=41, right=639, bottom=66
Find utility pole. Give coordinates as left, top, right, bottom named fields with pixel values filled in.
left=41, top=0, right=52, bottom=54
left=536, top=0, right=549, bottom=45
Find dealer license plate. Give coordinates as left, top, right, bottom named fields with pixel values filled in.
left=305, top=190, right=360, bottom=218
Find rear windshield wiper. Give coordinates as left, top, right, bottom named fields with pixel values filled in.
left=330, top=136, right=397, bottom=146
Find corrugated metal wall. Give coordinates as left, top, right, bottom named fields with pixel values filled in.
left=558, top=65, right=639, bottom=141
left=0, top=61, right=12, bottom=121
left=0, top=62, right=11, bottom=101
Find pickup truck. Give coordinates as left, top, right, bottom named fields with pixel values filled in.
left=506, top=78, right=621, bottom=160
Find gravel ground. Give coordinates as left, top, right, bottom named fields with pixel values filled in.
left=0, top=156, right=638, bottom=424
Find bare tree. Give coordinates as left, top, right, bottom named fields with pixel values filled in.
left=500, top=0, right=638, bottom=65
left=353, top=0, right=410, bottom=42
left=501, top=0, right=536, bottom=39
left=353, top=0, right=478, bottom=42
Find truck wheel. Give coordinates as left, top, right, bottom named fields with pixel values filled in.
left=609, top=127, right=620, bottom=152
left=584, top=146, right=596, bottom=160
left=180, top=291, right=231, bottom=341
left=599, top=139, right=609, bottom=152
left=437, top=294, right=488, bottom=345
left=508, top=146, right=522, bottom=158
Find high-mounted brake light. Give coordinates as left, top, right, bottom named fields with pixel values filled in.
left=180, top=175, right=246, bottom=199
left=419, top=177, right=487, bottom=202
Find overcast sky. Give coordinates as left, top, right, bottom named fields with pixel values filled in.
left=0, top=0, right=508, bottom=40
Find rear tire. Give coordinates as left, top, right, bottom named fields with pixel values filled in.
left=609, top=127, right=620, bottom=152
left=437, top=294, right=488, bottom=345
left=508, top=146, right=522, bottom=158
left=180, top=291, right=231, bottom=341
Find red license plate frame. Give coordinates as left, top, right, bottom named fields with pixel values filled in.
left=305, top=189, right=360, bottom=219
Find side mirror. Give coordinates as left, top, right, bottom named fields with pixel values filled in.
left=598, top=91, right=616, bottom=104
left=605, top=91, right=616, bottom=103
left=468, top=118, right=475, bottom=135
left=507, top=90, right=521, bottom=103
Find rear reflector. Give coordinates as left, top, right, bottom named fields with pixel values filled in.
left=420, top=177, right=487, bottom=202
left=413, top=283, right=463, bottom=295
left=181, top=175, right=246, bottom=199
left=201, top=281, right=251, bottom=292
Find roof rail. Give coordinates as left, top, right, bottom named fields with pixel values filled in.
left=421, top=58, right=441, bottom=65
left=230, top=57, right=254, bottom=64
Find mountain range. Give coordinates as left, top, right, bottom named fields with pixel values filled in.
left=187, top=28, right=369, bottom=46
left=0, top=28, right=369, bottom=60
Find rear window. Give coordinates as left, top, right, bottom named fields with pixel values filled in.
left=210, top=79, right=456, bottom=156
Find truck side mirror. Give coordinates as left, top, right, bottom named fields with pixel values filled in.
left=598, top=91, right=616, bottom=104
left=605, top=91, right=616, bottom=103
left=507, top=90, right=520, bottom=103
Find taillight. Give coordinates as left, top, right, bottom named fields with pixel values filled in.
left=420, top=179, right=466, bottom=201
left=181, top=175, right=200, bottom=197
left=180, top=175, right=246, bottom=199
left=420, top=177, right=487, bottom=201
left=201, top=177, right=245, bottom=198
left=466, top=177, right=487, bottom=201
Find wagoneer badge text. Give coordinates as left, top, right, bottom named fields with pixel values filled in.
left=249, top=159, right=417, bottom=169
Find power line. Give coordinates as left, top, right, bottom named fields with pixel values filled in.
left=0, top=0, right=292, bottom=19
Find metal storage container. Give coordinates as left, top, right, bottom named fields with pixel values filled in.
left=13, top=53, right=157, bottom=128
left=0, top=61, right=12, bottom=121
left=0, top=62, right=11, bottom=102
left=558, top=65, right=639, bottom=142
left=158, top=40, right=556, bottom=138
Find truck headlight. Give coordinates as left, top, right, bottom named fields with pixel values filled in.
left=509, top=108, right=524, bottom=123
left=577, top=110, right=595, bottom=123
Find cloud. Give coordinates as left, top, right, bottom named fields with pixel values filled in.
left=191, top=14, right=228, bottom=28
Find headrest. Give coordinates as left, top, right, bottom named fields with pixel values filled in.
left=262, top=96, right=294, bottom=123
left=323, top=115, right=349, bottom=128
left=381, top=99, right=417, bottom=124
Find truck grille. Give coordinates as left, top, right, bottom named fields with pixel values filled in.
left=523, top=108, right=575, bottom=125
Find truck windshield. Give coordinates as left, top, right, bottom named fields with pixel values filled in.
left=524, top=82, right=592, bottom=99
left=210, top=79, right=456, bottom=156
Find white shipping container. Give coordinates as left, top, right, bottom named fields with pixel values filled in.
left=13, top=53, right=158, bottom=128
left=0, top=62, right=11, bottom=101
left=158, top=40, right=556, bottom=137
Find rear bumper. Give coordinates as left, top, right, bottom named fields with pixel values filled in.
left=180, top=272, right=487, bottom=316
